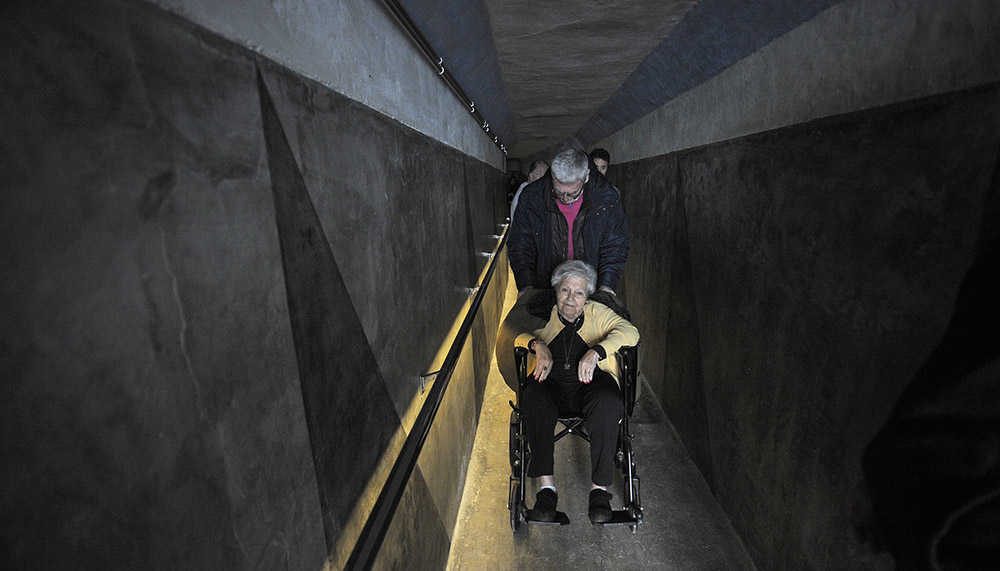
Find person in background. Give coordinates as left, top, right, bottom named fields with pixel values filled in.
left=590, top=148, right=610, bottom=177
left=510, top=159, right=548, bottom=222
left=588, top=147, right=626, bottom=298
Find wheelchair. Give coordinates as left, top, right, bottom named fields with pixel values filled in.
left=507, top=344, right=643, bottom=532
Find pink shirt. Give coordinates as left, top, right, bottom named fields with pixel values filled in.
left=556, top=194, right=583, bottom=259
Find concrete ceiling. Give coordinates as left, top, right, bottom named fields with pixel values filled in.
left=484, top=0, right=699, bottom=157
left=401, top=0, right=846, bottom=160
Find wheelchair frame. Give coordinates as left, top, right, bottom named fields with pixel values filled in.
left=508, top=344, right=643, bottom=532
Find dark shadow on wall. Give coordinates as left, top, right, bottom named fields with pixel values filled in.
left=664, top=168, right=715, bottom=487
left=615, top=156, right=673, bottom=430
left=257, top=68, right=402, bottom=551
left=862, top=143, right=1000, bottom=570
left=253, top=48, right=509, bottom=568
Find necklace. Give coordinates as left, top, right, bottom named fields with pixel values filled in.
left=560, top=314, right=582, bottom=370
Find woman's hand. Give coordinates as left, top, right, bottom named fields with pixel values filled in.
left=577, top=349, right=601, bottom=384
left=532, top=341, right=553, bottom=382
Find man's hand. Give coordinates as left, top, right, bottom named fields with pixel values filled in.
left=517, top=288, right=531, bottom=300
left=577, top=349, right=601, bottom=384
left=532, top=341, right=553, bottom=382
left=598, top=285, right=616, bottom=296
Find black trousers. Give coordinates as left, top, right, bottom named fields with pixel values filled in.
left=521, top=369, right=623, bottom=486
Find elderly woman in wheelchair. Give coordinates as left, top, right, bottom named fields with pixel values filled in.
left=508, top=260, right=641, bottom=529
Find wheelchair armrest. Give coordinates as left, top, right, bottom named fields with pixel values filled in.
left=616, top=344, right=640, bottom=417
left=514, top=346, right=530, bottom=389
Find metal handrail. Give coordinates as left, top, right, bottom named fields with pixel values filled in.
left=379, top=0, right=507, bottom=155
left=346, top=228, right=509, bottom=569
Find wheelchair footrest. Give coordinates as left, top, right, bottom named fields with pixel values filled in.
left=525, top=510, right=570, bottom=526
left=592, top=509, right=641, bottom=526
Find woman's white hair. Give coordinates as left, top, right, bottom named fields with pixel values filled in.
left=549, top=148, right=590, bottom=183
left=550, top=260, right=597, bottom=296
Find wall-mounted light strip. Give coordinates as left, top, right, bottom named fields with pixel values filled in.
left=380, top=0, right=507, bottom=155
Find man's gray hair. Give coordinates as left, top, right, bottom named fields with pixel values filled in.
left=550, top=260, right=597, bottom=296
left=549, top=148, right=590, bottom=183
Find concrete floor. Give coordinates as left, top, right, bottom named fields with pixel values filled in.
left=447, top=272, right=757, bottom=570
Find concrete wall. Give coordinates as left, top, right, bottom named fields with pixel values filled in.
left=601, top=1, right=1000, bottom=568
left=612, top=83, right=1000, bottom=571
left=150, top=0, right=505, bottom=170
left=1, top=1, right=507, bottom=569
left=597, top=0, right=1000, bottom=162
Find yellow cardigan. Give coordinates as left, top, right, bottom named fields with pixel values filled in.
left=514, top=301, right=640, bottom=385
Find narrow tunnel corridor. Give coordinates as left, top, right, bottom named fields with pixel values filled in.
left=3, top=1, right=999, bottom=570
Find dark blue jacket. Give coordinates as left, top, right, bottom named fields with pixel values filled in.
left=509, top=172, right=628, bottom=292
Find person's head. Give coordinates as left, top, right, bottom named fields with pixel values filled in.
left=549, top=148, right=590, bottom=204
left=551, top=260, right=597, bottom=322
left=527, top=160, right=548, bottom=183
left=590, top=148, right=610, bottom=176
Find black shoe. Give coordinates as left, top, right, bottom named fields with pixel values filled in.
left=528, top=488, right=558, bottom=522
left=589, top=489, right=613, bottom=523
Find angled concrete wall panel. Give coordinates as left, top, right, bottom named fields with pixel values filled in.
left=2, top=1, right=326, bottom=568
left=611, top=84, right=1000, bottom=570
left=2, top=1, right=507, bottom=569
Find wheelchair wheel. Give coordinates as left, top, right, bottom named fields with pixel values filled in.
left=509, top=410, right=521, bottom=472
left=509, top=478, right=522, bottom=532
left=614, top=431, right=624, bottom=469
left=630, top=476, right=642, bottom=513
left=508, top=409, right=528, bottom=532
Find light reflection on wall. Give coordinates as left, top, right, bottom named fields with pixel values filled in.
left=325, top=232, right=507, bottom=570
